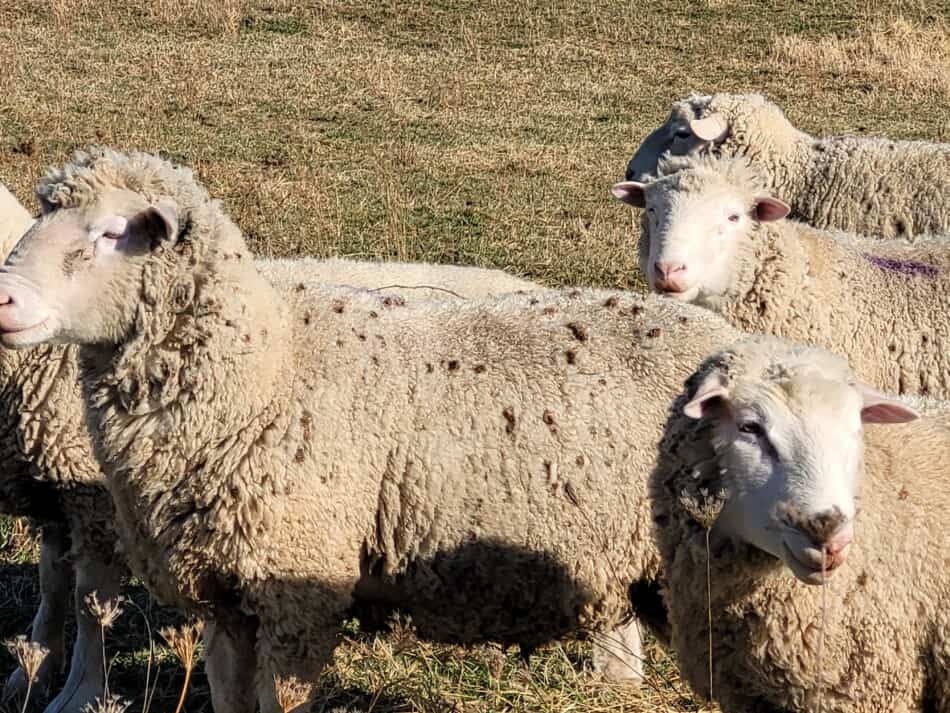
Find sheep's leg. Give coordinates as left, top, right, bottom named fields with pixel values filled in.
left=592, top=618, right=645, bottom=684
left=256, top=611, right=344, bottom=713
left=204, top=618, right=258, bottom=713
left=3, top=521, right=71, bottom=705
left=44, top=556, right=121, bottom=713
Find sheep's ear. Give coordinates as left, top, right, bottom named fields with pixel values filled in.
left=683, top=375, right=731, bottom=420
left=611, top=181, right=647, bottom=207
left=854, top=382, right=919, bottom=424
left=753, top=196, right=790, bottom=222
left=122, top=200, right=178, bottom=253
left=688, top=114, right=728, bottom=143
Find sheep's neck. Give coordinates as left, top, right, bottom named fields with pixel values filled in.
left=708, top=224, right=811, bottom=336
left=78, top=255, right=296, bottom=610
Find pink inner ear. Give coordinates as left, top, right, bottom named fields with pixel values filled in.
left=610, top=182, right=646, bottom=208
left=95, top=215, right=129, bottom=237
left=861, top=402, right=919, bottom=424
left=683, top=386, right=730, bottom=419
left=754, top=197, right=790, bottom=222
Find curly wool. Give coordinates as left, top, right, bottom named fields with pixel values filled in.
left=644, top=156, right=950, bottom=398
left=44, top=150, right=754, bottom=697
left=680, top=92, right=950, bottom=238
left=650, top=342, right=950, bottom=712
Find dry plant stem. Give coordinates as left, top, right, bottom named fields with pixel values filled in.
left=123, top=598, right=157, bottom=713
left=369, top=283, right=463, bottom=298
left=705, top=526, right=713, bottom=702
left=172, top=665, right=191, bottom=713
left=816, top=546, right=827, bottom=713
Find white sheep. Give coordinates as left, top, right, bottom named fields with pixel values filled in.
left=0, top=180, right=572, bottom=710
left=612, top=155, right=950, bottom=398
left=0, top=183, right=33, bottom=255
left=0, top=147, right=752, bottom=712
left=625, top=92, right=950, bottom=238
left=650, top=336, right=946, bottom=712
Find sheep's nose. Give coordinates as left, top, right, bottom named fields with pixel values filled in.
left=653, top=261, right=688, bottom=293
left=820, top=521, right=854, bottom=557
left=0, top=288, right=14, bottom=309
left=799, top=518, right=854, bottom=571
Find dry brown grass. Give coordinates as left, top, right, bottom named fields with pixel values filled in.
left=772, top=17, right=950, bottom=101
left=0, top=0, right=947, bottom=710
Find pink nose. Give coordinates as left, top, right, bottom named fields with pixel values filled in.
left=653, top=261, right=688, bottom=293
left=809, top=522, right=854, bottom=572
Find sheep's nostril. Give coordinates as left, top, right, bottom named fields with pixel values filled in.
left=0, top=290, right=14, bottom=308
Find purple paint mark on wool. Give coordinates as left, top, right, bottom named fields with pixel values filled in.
left=863, top=253, right=938, bottom=279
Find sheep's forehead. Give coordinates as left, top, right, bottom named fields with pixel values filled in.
left=734, top=370, right=862, bottom=444
left=648, top=169, right=752, bottom=209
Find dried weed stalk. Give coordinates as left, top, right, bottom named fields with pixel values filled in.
left=4, top=636, right=49, bottom=713
left=681, top=487, right=726, bottom=701
left=160, top=621, right=205, bottom=713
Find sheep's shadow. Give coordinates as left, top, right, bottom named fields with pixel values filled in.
left=0, top=538, right=666, bottom=712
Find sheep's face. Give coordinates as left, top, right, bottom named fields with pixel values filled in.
left=612, top=171, right=788, bottom=302
left=682, top=356, right=917, bottom=585
left=624, top=96, right=729, bottom=182
left=0, top=189, right=177, bottom=348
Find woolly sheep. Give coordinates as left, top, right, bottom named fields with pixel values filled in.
left=612, top=155, right=950, bottom=398
left=0, top=181, right=558, bottom=710
left=626, top=92, right=950, bottom=238
left=0, top=182, right=33, bottom=256
left=0, top=147, right=754, bottom=712
left=649, top=337, right=946, bottom=712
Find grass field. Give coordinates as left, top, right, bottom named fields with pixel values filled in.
left=0, top=0, right=948, bottom=710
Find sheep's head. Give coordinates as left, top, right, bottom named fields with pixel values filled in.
left=678, top=339, right=917, bottom=585
left=612, top=155, right=789, bottom=302
left=0, top=188, right=178, bottom=348
left=623, top=92, right=793, bottom=182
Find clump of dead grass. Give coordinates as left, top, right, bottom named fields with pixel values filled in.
left=771, top=18, right=950, bottom=99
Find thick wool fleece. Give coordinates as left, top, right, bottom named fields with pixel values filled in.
left=697, top=218, right=950, bottom=398
left=639, top=155, right=950, bottom=398
left=686, top=92, right=950, bottom=238
left=38, top=149, right=749, bottom=698
left=650, top=351, right=950, bottom=712
left=0, top=182, right=34, bottom=258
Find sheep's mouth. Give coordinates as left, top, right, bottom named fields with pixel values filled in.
left=0, top=317, right=53, bottom=349
left=781, top=541, right=846, bottom=586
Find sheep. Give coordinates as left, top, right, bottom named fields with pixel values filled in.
left=612, top=155, right=950, bottom=399
left=648, top=336, right=947, bottom=712
left=625, top=92, right=950, bottom=238
left=0, top=147, right=755, bottom=712
left=0, top=182, right=34, bottom=256
left=0, top=180, right=548, bottom=710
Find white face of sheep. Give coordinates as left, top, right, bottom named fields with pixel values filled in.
left=610, top=174, right=789, bottom=302
left=0, top=189, right=178, bottom=348
left=682, top=367, right=917, bottom=585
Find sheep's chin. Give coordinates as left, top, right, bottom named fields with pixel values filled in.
left=656, top=286, right=700, bottom=302
left=780, top=542, right=843, bottom=586
left=0, top=318, right=56, bottom=349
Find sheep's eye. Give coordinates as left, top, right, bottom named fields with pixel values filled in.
left=674, top=128, right=691, bottom=139
left=727, top=214, right=740, bottom=223
left=738, top=421, right=763, bottom=436
left=101, top=231, right=122, bottom=240
left=647, top=206, right=656, bottom=214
